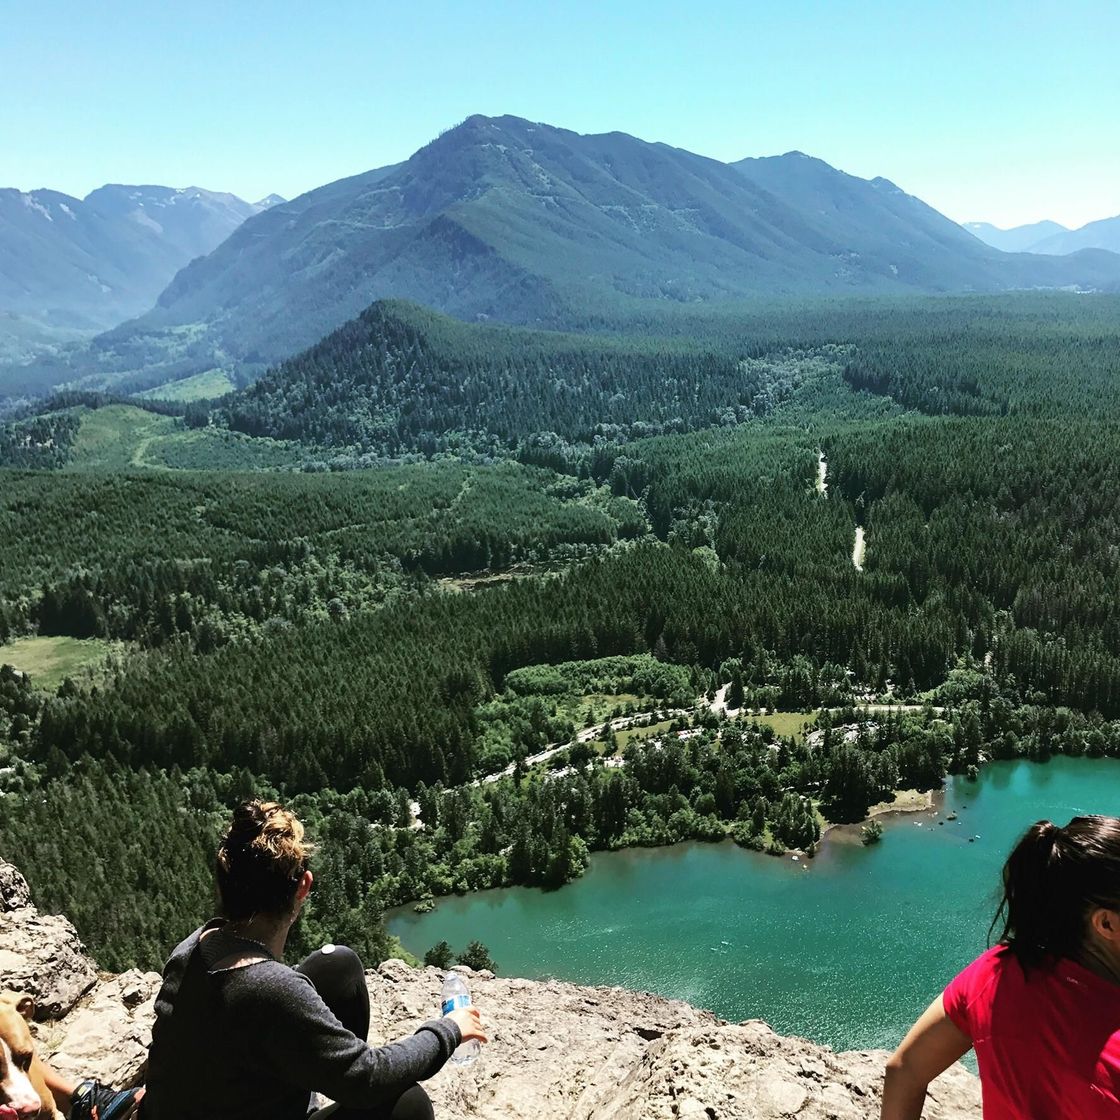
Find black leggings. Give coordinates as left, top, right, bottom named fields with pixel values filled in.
left=296, top=945, right=434, bottom=1120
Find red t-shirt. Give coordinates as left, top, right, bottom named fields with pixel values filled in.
left=944, top=945, right=1120, bottom=1118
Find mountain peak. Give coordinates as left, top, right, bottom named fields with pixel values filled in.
left=43, top=117, right=1120, bottom=389
left=738, top=151, right=832, bottom=170
left=0, top=181, right=271, bottom=332
left=869, top=176, right=905, bottom=195
left=424, top=113, right=565, bottom=154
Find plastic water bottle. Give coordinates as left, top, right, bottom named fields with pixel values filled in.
left=440, top=972, right=480, bottom=1065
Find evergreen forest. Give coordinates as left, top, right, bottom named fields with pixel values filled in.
left=3, top=292, right=1120, bottom=972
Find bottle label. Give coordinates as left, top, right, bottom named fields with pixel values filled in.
left=442, top=994, right=471, bottom=1014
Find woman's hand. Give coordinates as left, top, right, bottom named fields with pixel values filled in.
left=446, top=1006, right=488, bottom=1045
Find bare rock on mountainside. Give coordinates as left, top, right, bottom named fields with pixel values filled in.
left=0, top=860, right=97, bottom=1019
left=39, top=970, right=162, bottom=1088
left=2, top=861, right=980, bottom=1116
left=0, top=859, right=33, bottom=909
left=370, top=959, right=979, bottom=1120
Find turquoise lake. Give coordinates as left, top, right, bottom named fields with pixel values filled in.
left=389, top=756, right=1120, bottom=1052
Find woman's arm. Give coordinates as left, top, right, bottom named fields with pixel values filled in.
left=244, top=967, right=473, bottom=1107
left=881, top=995, right=972, bottom=1120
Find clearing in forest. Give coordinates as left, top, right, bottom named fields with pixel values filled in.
left=136, top=368, right=236, bottom=403
left=62, top=404, right=302, bottom=471
left=0, top=635, right=119, bottom=690
left=746, top=711, right=820, bottom=743
left=65, top=404, right=177, bottom=469
left=598, top=719, right=677, bottom=755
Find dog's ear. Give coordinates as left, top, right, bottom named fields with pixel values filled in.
left=0, top=994, right=36, bottom=1021
left=0, top=990, right=37, bottom=1020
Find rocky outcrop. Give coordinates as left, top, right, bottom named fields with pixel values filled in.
left=0, top=860, right=98, bottom=1019
left=0, top=860, right=33, bottom=910
left=1, top=860, right=980, bottom=1117
left=370, top=960, right=979, bottom=1119
left=37, top=970, right=161, bottom=1089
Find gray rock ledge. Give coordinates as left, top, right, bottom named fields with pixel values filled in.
left=1, top=860, right=980, bottom=1117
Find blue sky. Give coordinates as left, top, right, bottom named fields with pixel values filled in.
left=3, top=0, right=1117, bottom=228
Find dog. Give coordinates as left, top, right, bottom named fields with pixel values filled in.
left=0, top=992, right=62, bottom=1120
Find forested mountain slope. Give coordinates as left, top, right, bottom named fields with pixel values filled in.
left=732, top=153, right=1016, bottom=289
left=212, top=293, right=1120, bottom=461
left=6, top=294, right=1120, bottom=971
left=50, top=116, right=1120, bottom=396
left=217, top=300, right=859, bottom=457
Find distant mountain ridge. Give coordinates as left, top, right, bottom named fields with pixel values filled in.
left=963, top=220, right=1069, bottom=253
left=10, top=115, right=1120, bottom=397
left=0, top=184, right=282, bottom=330
left=1031, top=215, right=1120, bottom=255
left=731, top=153, right=1019, bottom=289
left=965, top=216, right=1120, bottom=255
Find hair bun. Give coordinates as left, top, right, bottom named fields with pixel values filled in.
left=225, top=801, right=267, bottom=848
left=216, top=800, right=315, bottom=919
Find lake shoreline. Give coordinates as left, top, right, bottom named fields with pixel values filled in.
left=388, top=759, right=1120, bottom=1055
left=397, top=787, right=949, bottom=924
left=819, top=786, right=944, bottom=846
left=401, top=785, right=949, bottom=916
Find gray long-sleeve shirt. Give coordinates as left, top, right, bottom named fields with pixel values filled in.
left=143, top=922, right=460, bottom=1120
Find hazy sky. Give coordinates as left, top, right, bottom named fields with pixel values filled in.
left=3, top=0, right=1117, bottom=229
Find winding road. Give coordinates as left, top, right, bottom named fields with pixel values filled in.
left=474, top=709, right=688, bottom=786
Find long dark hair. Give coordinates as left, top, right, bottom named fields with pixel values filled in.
left=991, top=815, right=1120, bottom=968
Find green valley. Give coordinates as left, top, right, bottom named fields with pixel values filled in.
left=3, top=292, right=1120, bottom=979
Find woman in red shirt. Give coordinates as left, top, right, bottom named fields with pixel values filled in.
left=882, top=814, right=1120, bottom=1119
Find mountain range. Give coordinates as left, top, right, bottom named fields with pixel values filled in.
left=0, top=185, right=282, bottom=333
left=966, top=215, right=1120, bottom=255
left=962, top=220, right=1069, bottom=253
left=7, top=115, right=1120, bottom=398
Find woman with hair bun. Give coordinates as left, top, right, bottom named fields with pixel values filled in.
left=882, top=815, right=1120, bottom=1118
left=142, top=800, right=486, bottom=1120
